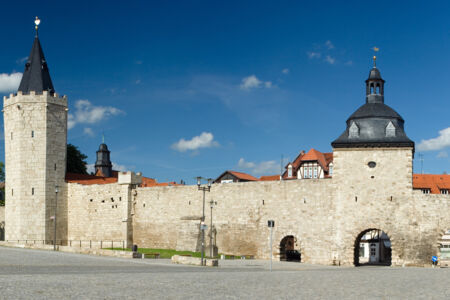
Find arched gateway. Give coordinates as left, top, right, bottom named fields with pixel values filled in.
left=354, top=229, right=391, bottom=266
left=280, top=235, right=300, bottom=262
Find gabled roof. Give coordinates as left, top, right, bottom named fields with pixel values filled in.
left=18, top=37, right=55, bottom=95
left=301, top=148, right=330, bottom=171
left=413, top=174, right=450, bottom=194
left=214, top=170, right=258, bottom=183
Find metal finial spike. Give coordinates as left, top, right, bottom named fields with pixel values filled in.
left=372, top=47, right=379, bottom=68
left=34, top=16, right=41, bottom=37
left=102, top=132, right=105, bottom=144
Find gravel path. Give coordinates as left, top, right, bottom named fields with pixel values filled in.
left=0, top=246, right=449, bottom=299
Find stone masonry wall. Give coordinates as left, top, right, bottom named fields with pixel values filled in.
left=66, top=182, right=130, bottom=247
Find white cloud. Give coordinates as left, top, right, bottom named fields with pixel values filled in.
left=83, top=127, right=94, bottom=137
left=264, top=81, right=273, bottom=88
left=135, top=79, right=141, bottom=84
left=16, top=57, right=28, bottom=65
left=345, top=60, right=353, bottom=66
left=0, top=72, right=22, bottom=93
left=68, top=99, right=124, bottom=129
left=325, top=40, right=334, bottom=49
left=86, top=164, right=95, bottom=174
left=437, top=151, right=448, bottom=158
left=282, top=68, right=289, bottom=74
left=240, top=75, right=262, bottom=90
left=238, top=158, right=279, bottom=176
left=324, top=55, right=336, bottom=64
left=112, top=162, right=128, bottom=172
left=171, top=132, right=219, bottom=152
left=417, top=127, right=450, bottom=151
left=307, top=52, right=321, bottom=59
left=240, top=75, right=272, bottom=90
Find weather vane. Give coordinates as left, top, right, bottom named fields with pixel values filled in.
left=372, top=46, right=379, bottom=67
left=35, top=16, right=41, bottom=36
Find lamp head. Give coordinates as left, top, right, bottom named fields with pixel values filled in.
left=196, top=176, right=202, bottom=187
left=207, top=178, right=212, bottom=187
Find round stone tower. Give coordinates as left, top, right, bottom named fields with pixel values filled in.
left=3, top=20, right=68, bottom=242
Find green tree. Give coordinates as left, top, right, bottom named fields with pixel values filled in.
left=0, top=161, right=4, bottom=182
left=66, top=144, right=88, bottom=174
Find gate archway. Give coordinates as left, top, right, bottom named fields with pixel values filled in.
left=354, top=228, right=391, bottom=266
left=279, top=235, right=300, bottom=262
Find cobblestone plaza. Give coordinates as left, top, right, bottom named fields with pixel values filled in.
left=0, top=247, right=449, bottom=299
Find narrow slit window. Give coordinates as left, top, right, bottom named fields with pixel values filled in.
left=32, top=188, right=34, bottom=195
left=11, top=132, right=13, bottom=140
left=31, top=131, right=34, bottom=138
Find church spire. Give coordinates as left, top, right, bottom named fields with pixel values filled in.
left=17, top=17, right=55, bottom=95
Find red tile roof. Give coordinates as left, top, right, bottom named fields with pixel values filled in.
left=65, top=173, right=118, bottom=185
left=413, top=174, right=450, bottom=194
left=259, top=175, right=280, bottom=181
left=214, top=170, right=259, bottom=183
left=228, top=171, right=258, bottom=181
left=302, top=148, right=329, bottom=171
left=140, top=177, right=181, bottom=187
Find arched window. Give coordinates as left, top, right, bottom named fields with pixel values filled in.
left=288, top=164, right=293, bottom=177
left=376, top=85, right=380, bottom=94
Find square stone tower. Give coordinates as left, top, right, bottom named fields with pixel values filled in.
left=3, top=27, right=68, bottom=242
left=330, top=58, right=415, bottom=265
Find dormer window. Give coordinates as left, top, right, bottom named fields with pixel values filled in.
left=441, top=189, right=449, bottom=195
left=386, top=121, right=396, bottom=137
left=349, top=122, right=359, bottom=138
left=422, top=189, right=431, bottom=194
left=287, top=164, right=293, bottom=177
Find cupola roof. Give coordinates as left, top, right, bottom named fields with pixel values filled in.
left=331, top=62, right=414, bottom=149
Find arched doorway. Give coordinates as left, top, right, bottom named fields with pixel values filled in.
left=279, top=235, right=300, bottom=262
left=439, top=229, right=450, bottom=267
left=354, top=229, right=391, bottom=266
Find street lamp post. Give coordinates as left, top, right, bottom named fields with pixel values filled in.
left=197, top=176, right=212, bottom=266
left=54, top=185, right=59, bottom=251
left=209, top=199, right=217, bottom=258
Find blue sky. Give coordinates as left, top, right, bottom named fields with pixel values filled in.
left=0, top=1, right=449, bottom=183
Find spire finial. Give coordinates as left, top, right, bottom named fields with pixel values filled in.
left=34, top=16, right=41, bottom=37
left=372, top=46, right=379, bottom=67
left=102, top=132, right=105, bottom=144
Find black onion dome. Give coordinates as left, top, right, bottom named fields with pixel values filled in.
left=368, top=67, right=382, bottom=80
left=98, top=143, right=109, bottom=151
left=331, top=65, right=414, bottom=149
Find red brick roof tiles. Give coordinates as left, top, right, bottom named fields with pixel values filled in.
left=413, top=174, right=450, bottom=194
left=259, top=175, right=280, bottom=181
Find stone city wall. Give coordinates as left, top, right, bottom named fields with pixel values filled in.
left=62, top=155, right=450, bottom=266
left=66, top=182, right=129, bottom=246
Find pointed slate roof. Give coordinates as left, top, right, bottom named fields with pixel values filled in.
left=18, top=36, right=55, bottom=95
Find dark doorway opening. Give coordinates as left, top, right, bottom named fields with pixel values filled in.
left=354, top=229, right=391, bottom=266
left=280, top=235, right=300, bottom=262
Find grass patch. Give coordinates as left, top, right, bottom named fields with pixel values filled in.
left=105, top=247, right=204, bottom=259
